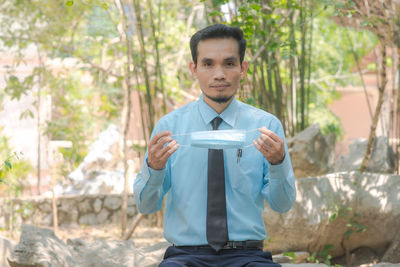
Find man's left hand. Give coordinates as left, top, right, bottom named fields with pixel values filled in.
left=253, top=127, right=285, bottom=165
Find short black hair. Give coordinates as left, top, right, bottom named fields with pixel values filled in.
left=190, top=24, right=247, bottom=66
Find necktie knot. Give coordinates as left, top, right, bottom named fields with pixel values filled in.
left=211, top=117, right=223, bottom=130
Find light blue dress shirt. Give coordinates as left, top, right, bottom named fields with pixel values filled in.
left=134, top=95, right=296, bottom=246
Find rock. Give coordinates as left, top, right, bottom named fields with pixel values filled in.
left=93, top=198, right=102, bottom=213
left=287, top=124, right=335, bottom=178
left=8, top=224, right=77, bottom=266
left=104, top=196, right=122, bottom=211
left=281, top=264, right=328, bottom=267
left=1, top=236, right=16, bottom=267
left=79, top=213, right=98, bottom=225
left=45, top=124, right=135, bottom=196
left=273, top=254, right=292, bottom=263
left=381, top=230, right=400, bottom=263
left=8, top=226, right=398, bottom=267
left=332, top=246, right=380, bottom=266
left=335, top=136, right=395, bottom=173
left=273, top=252, right=309, bottom=263
left=263, top=172, right=400, bottom=258
left=370, top=264, right=400, bottom=267
left=8, top=224, right=168, bottom=267
left=78, top=198, right=92, bottom=213
left=97, top=209, right=110, bottom=223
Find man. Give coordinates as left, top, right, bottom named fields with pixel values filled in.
left=134, top=24, right=296, bottom=267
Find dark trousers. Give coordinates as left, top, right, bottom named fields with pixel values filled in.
left=159, top=246, right=282, bottom=267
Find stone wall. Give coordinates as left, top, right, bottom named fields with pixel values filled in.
left=0, top=194, right=137, bottom=228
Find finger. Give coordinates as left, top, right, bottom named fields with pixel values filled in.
left=152, top=136, right=173, bottom=155
left=149, top=136, right=171, bottom=156
left=257, top=134, right=275, bottom=151
left=256, top=137, right=270, bottom=153
left=154, top=139, right=176, bottom=159
left=159, top=142, right=179, bottom=162
left=262, top=134, right=279, bottom=150
left=149, top=131, right=172, bottom=147
left=253, top=140, right=268, bottom=156
left=259, top=127, right=282, bottom=143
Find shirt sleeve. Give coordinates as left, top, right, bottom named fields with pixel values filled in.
left=133, top=122, right=171, bottom=214
left=261, top=117, right=296, bottom=213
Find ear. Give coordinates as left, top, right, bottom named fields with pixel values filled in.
left=240, top=61, right=248, bottom=79
left=189, top=61, right=197, bottom=77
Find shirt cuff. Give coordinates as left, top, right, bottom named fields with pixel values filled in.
left=145, top=159, right=167, bottom=186
left=268, top=152, right=290, bottom=180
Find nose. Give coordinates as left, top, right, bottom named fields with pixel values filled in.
left=214, top=65, right=225, bottom=80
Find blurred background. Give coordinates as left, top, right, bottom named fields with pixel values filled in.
left=0, top=0, right=399, bottom=236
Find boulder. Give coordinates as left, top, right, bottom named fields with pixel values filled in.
left=8, top=225, right=399, bottom=266
left=381, top=230, right=400, bottom=263
left=263, top=172, right=400, bottom=259
left=8, top=224, right=77, bottom=266
left=331, top=246, right=380, bottom=266
left=45, top=124, right=135, bottom=196
left=334, top=136, right=395, bottom=173
left=287, top=124, right=335, bottom=178
left=1, top=236, right=16, bottom=267
left=273, top=251, right=310, bottom=263
left=8, top=224, right=169, bottom=267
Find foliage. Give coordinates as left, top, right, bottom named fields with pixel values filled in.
left=208, top=0, right=377, bottom=138
left=307, top=244, right=336, bottom=266
left=329, top=204, right=367, bottom=239
left=0, top=128, right=32, bottom=197
left=0, top=0, right=396, bottom=179
left=282, top=251, right=296, bottom=263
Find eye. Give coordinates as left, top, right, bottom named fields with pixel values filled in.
left=226, top=61, right=235, bottom=66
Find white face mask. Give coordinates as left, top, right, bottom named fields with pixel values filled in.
left=190, top=129, right=246, bottom=149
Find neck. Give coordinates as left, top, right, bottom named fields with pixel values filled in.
left=203, top=95, right=234, bottom=114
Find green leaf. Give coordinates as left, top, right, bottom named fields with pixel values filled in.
left=66, top=0, right=74, bottom=6
left=19, top=109, right=35, bottom=120
left=251, top=4, right=262, bottom=11
left=345, top=229, right=354, bottom=239
left=102, top=3, right=108, bottom=10
left=323, top=244, right=334, bottom=251
left=4, top=159, right=12, bottom=170
left=283, top=251, right=296, bottom=263
left=329, top=213, right=337, bottom=222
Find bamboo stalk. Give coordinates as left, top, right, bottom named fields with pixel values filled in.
left=132, top=0, right=155, bottom=133
left=299, top=0, right=307, bottom=131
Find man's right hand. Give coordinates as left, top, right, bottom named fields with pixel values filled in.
left=147, top=130, right=179, bottom=170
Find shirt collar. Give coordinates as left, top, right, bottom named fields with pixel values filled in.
left=198, top=94, right=238, bottom=128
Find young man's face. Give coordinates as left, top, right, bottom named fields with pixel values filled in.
left=190, top=38, right=248, bottom=108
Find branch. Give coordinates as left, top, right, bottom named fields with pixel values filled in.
left=123, top=213, right=145, bottom=240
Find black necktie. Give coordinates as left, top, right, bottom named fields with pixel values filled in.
left=206, top=116, right=228, bottom=251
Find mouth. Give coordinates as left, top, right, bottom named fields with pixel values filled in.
left=210, top=84, right=230, bottom=90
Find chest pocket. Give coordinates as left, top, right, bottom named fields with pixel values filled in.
left=227, top=146, right=264, bottom=195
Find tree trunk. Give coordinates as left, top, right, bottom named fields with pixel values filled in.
left=36, top=51, right=42, bottom=195
left=118, top=0, right=134, bottom=236
left=52, top=188, right=58, bottom=234
left=360, top=44, right=387, bottom=172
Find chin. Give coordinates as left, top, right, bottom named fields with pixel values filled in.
left=207, top=94, right=234, bottom=104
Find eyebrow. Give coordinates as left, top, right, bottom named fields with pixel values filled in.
left=200, top=56, right=239, bottom=63
left=224, top=56, right=238, bottom=62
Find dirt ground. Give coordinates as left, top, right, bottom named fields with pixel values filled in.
left=1, top=222, right=165, bottom=249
